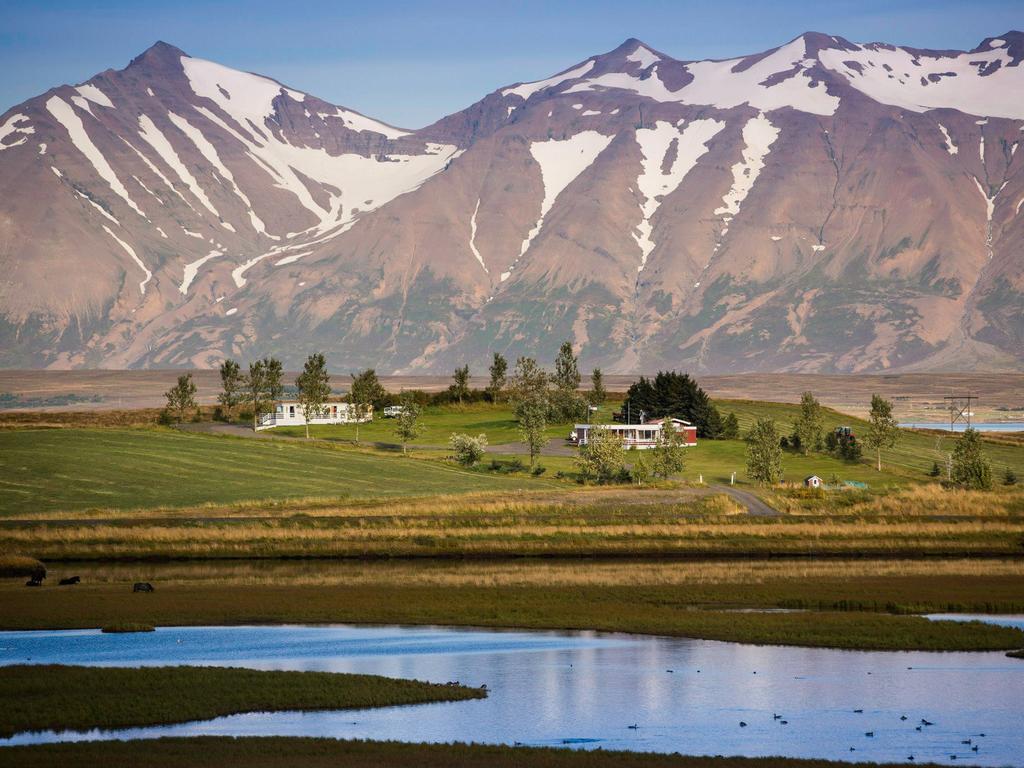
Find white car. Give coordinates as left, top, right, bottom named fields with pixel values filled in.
left=383, top=405, right=406, bottom=418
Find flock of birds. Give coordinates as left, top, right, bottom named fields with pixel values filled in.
left=624, top=667, right=992, bottom=763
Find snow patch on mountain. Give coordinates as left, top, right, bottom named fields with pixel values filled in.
left=75, top=190, right=119, bottom=225
left=502, top=131, right=613, bottom=282
left=138, top=114, right=221, bottom=219
left=937, top=123, right=958, bottom=155
left=627, top=45, right=660, bottom=68
left=103, top=224, right=150, bottom=294
left=75, top=84, right=114, bottom=109
left=469, top=199, right=488, bottom=273
left=634, top=119, right=724, bottom=271
left=502, top=60, right=596, bottom=100
left=180, top=250, right=222, bottom=294
left=46, top=96, right=147, bottom=218
left=714, top=113, right=779, bottom=218
left=319, top=106, right=410, bottom=139
left=819, top=41, right=1024, bottom=119
left=166, top=111, right=267, bottom=234
left=0, top=114, right=33, bottom=150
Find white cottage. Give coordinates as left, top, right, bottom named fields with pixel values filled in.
left=570, top=418, right=698, bottom=449
left=256, top=401, right=372, bottom=431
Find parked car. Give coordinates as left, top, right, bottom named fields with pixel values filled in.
left=383, top=405, right=406, bottom=418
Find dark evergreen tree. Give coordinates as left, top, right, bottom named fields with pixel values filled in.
left=621, top=371, right=722, bottom=438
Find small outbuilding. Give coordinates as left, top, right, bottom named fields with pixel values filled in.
left=804, top=474, right=823, bottom=488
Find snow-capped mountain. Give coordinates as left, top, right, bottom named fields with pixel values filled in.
left=0, top=33, right=1022, bottom=372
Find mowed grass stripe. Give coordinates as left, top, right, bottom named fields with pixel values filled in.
left=0, top=429, right=550, bottom=515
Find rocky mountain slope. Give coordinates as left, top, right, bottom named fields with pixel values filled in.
left=0, top=33, right=1021, bottom=372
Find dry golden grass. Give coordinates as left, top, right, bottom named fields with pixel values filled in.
left=51, top=557, right=1024, bottom=589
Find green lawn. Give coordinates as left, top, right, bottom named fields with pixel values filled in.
left=0, top=428, right=556, bottom=515
left=268, top=401, right=583, bottom=446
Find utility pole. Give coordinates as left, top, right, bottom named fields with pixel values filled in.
left=944, top=394, right=976, bottom=432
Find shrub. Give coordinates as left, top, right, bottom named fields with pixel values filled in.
left=1003, top=468, right=1017, bottom=486
left=929, top=461, right=941, bottom=477
left=157, top=409, right=174, bottom=426
left=238, top=410, right=253, bottom=423
left=531, top=465, right=547, bottom=477
left=449, top=433, right=488, bottom=467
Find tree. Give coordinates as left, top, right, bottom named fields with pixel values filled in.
left=509, top=356, right=547, bottom=404
left=746, top=418, right=783, bottom=485
left=295, top=352, right=331, bottom=439
left=650, top=421, right=686, bottom=479
left=622, top=371, right=722, bottom=438
left=865, top=394, right=900, bottom=472
left=792, top=391, right=824, bottom=455
left=350, top=369, right=388, bottom=411
left=631, top=450, right=651, bottom=486
left=554, top=341, right=581, bottom=392
left=510, top=357, right=549, bottom=468
left=393, top=394, right=423, bottom=455
left=588, top=368, right=607, bottom=407
left=721, top=411, right=740, bottom=440
left=245, top=360, right=266, bottom=430
left=218, top=359, right=244, bottom=419
left=575, top=426, right=625, bottom=484
left=450, top=433, right=488, bottom=466
left=950, top=428, right=992, bottom=490
left=452, top=365, right=470, bottom=405
left=263, top=357, right=284, bottom=404
left=164, top=373, right=197, bottom=425
left=487, top=353, right=508, bottom=403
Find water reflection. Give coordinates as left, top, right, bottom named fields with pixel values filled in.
left=1, top=623, right=1021, bottom=765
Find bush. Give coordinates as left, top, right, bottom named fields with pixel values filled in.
left=191, top=408, right=203, bottom=423
left=238, top=410, right=253, bottom=423
left=449, top=433, right=488, bottom=467
left=531, top=465, right=547, bottom=477
left=1003, top=468, right=1017, bottom=486
left=157, top=409, right=174, bottom=426
left=929, top=461, right=941, bottom=477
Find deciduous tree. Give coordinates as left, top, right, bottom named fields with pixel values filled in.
left=865, top=394, right=900, bottom=472
left=296, top=352, right=331, bottom=439
left=487, top=353, right=507, bottom=403
left=393, top=395, right=423, bottom=455
left=575, top=426, right=625, bottom=484
left=452, top=365, right=470, bottom=405
left=450, top=433, right=488, bottom=466
left=164, top=373, right=197, bottom=425
left=746, top=418, right=783, bottom=485
left=792, top=391, right=824, bottom=455
left=651, top=421, right=686, bottom=479
left=217, top=359, right=243, bottom=419
left=245, top=360, right=266, bottom=431
left=350, top=369, right=387, bottom=411
left=950, top=428, right=992, bottom=490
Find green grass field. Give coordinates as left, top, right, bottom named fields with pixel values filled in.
left=269, top=400, right=583, bottom=445
left=0, top=428, right=557, bottom=515
left=0, top=665, right=484, bottom=738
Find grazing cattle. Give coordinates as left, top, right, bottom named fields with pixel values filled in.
left=132, top=582, right=154, bottom=593
left=25, top=577, right=43, bottom=587
left=59, top=576, right=81, bottom=586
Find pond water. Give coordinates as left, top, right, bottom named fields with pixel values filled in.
left=899, top=422, right=1024, bottom=433
left=1, top=621, right=1022, bottom=765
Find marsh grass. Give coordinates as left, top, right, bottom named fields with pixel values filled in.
left=0, top=665, right=485, bottom=738
left=0, top=736, right=960, bottom=768
left=100, top=621, right=154, bottom=633
left=2, top=579, right=1022, bottom=651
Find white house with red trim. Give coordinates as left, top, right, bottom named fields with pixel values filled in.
left=256, top=401, right=372, bottom=431
left=570, top=417, right=697, bottom=449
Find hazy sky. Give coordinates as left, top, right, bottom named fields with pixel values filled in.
left=2, top=0, right=1020, bottom=127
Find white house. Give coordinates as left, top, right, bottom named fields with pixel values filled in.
left=571, top=418, right=698, bottom=449
left=804, top=474, right=823, bottom=488
left=256, top=401, right=372, bottom=431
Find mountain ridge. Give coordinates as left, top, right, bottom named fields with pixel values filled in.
left=0, top=32, right=1021, bottom=372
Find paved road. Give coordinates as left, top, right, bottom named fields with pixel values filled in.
left=711, top=483, right=779, bottom=516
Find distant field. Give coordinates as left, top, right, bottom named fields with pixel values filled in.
left=2, top=370, right=1021, bottom=420
left=0, top=428, right=557, bottom=515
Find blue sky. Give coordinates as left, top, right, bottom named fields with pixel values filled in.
left=2, top=0, right=1020, bottom=127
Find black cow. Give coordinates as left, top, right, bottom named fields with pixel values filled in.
left=59, top=576, right=81, bottom=586
left=25, top=577, right=43, bottom=587
left=132, top=582, right=154, bottom=593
